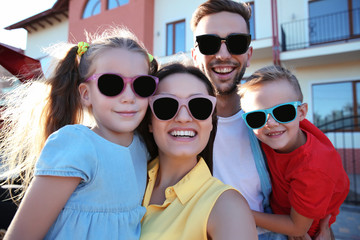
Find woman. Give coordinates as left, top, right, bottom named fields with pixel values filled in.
left=139, top=63, right=257, bottom=240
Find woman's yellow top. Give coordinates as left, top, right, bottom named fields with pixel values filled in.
left=140, top=157, right=234, bottom=240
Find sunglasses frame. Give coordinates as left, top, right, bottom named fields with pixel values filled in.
left=242, top=101, right=303, bottom=130
left=149, top=93, right=217, bottom=121
left=86, top=73, right=159, bottom=98
left=195, top=33, right=251, bottom=55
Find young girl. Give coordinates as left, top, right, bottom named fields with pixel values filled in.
left=0, top=28, right=158, bottom=240
left=139, top=63, right=257, bottom=239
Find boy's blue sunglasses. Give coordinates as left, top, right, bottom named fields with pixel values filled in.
left=242, top=101, right=303, bottom=129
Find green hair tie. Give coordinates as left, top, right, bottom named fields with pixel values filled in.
left=77, top=42, right=89, bottom=57
left=148, top=53, right=154, bottom=62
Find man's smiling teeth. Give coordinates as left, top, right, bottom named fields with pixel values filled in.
left=213, top=67, right=233, bottom=74
left=170, top=130, right=196, bottom=137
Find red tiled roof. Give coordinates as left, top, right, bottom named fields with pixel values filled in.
left=0, top=43, right=42, bottom=82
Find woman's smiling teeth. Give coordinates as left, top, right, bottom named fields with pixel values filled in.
left=170, top=130, right=196, bottom=138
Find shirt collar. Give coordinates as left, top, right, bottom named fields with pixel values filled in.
left=147, top=157, right=212, bottom=205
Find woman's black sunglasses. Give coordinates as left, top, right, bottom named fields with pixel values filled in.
left=195, top=33, right=251, bottom=55
left=149, top=94, right=216, bottom=121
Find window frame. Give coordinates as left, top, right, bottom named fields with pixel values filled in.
left=166, top=19, right=186, bottom=56
left=312, top=79, right=360, bottom=132
left=107, top=0, right=130, bottom=10
left=82, top=0, right=101, bottom=19
left=248, top=1, right=255, bottom=40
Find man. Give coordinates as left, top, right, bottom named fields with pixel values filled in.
left=191, top=1, right=331, bottom=239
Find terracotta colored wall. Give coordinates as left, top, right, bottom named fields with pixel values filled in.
left=68, top=0, right=154, bottom=52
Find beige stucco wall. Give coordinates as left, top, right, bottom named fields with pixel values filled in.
left=25, top=16, right=68, bottom=75
left=25, top=18, right=68, bottom=59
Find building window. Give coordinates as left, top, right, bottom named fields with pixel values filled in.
left=312, top=80, right=360, bottom=131
left=108, top=0, right=129, bottom=10
left=249, top=2, right=255, bottom=39
left=352, top=0, right=360, bottom=35
left=166, top=20, right=185, bottom=56
left=308, top=0, right=360, bottom=44
left=82, top=0, right=101, bottom=19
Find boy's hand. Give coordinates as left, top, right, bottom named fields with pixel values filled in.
left=288, top=234, right=311, bottom=240
left=313, top=214, right=333, bottom=240
left=288, top=215, right=333, bottom=240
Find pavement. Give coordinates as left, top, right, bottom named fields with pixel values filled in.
left=333, top=204, right=360, bottom=240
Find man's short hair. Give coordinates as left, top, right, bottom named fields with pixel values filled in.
left=191, top=0, right=252, bottom=32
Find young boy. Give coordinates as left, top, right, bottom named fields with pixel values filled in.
left=239, top=65, right=350, bottom=238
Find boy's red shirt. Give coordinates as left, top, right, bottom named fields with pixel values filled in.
left=262, top=119, right=350, bottom=237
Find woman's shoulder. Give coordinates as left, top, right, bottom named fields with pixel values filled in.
left=197, top=177, right=243, bottom=211
left=213, top=188, right=248, bottom=210
left=205, top=178, right=248, bottom=209
left=207, top=188, right=257, bottom=239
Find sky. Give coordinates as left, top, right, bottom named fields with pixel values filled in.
left=0, top=0, right=57, bottom=50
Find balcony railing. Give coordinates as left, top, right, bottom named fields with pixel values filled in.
left=281, top=8, right=360, bottom=51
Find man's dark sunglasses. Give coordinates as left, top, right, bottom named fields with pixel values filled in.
left=195, top=33, right=251, bottom=55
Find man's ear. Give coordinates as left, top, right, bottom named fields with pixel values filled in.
left=298, top=103, right=308, bottom=121
left=78, top=83, right=91, bottom=107
left=246, top=46, right=253, bottom=67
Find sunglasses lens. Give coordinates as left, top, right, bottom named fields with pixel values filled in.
left=197, top=35, right=220, bottom=55
left=273, top=104, right=296, bottom=123
left=189, top=98, right=214, bottom=120
left=245, top=112, right=266, bottom=129
left=227, top=34, right=250, bottom=54
left=153, top=97, right=179, bottom=120
left=133, top=76, right=157, bottom=98
left=97, top=74, right=124, bottom=97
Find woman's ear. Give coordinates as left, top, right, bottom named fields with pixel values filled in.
left=298, top=103, right=308, bottom=121
left=79, top=83, right=91, bottom=107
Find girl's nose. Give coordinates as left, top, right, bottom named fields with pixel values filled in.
left=119, top=83, right=136, bottom=103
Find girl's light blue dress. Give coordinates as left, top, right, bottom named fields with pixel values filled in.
left=34, top=124, right=148, bottom=240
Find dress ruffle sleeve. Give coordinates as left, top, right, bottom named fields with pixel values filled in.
left=35, top=125, right=98, bottom=183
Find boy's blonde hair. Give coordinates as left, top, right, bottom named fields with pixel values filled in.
left=238, top=65, right=303, bottom=104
